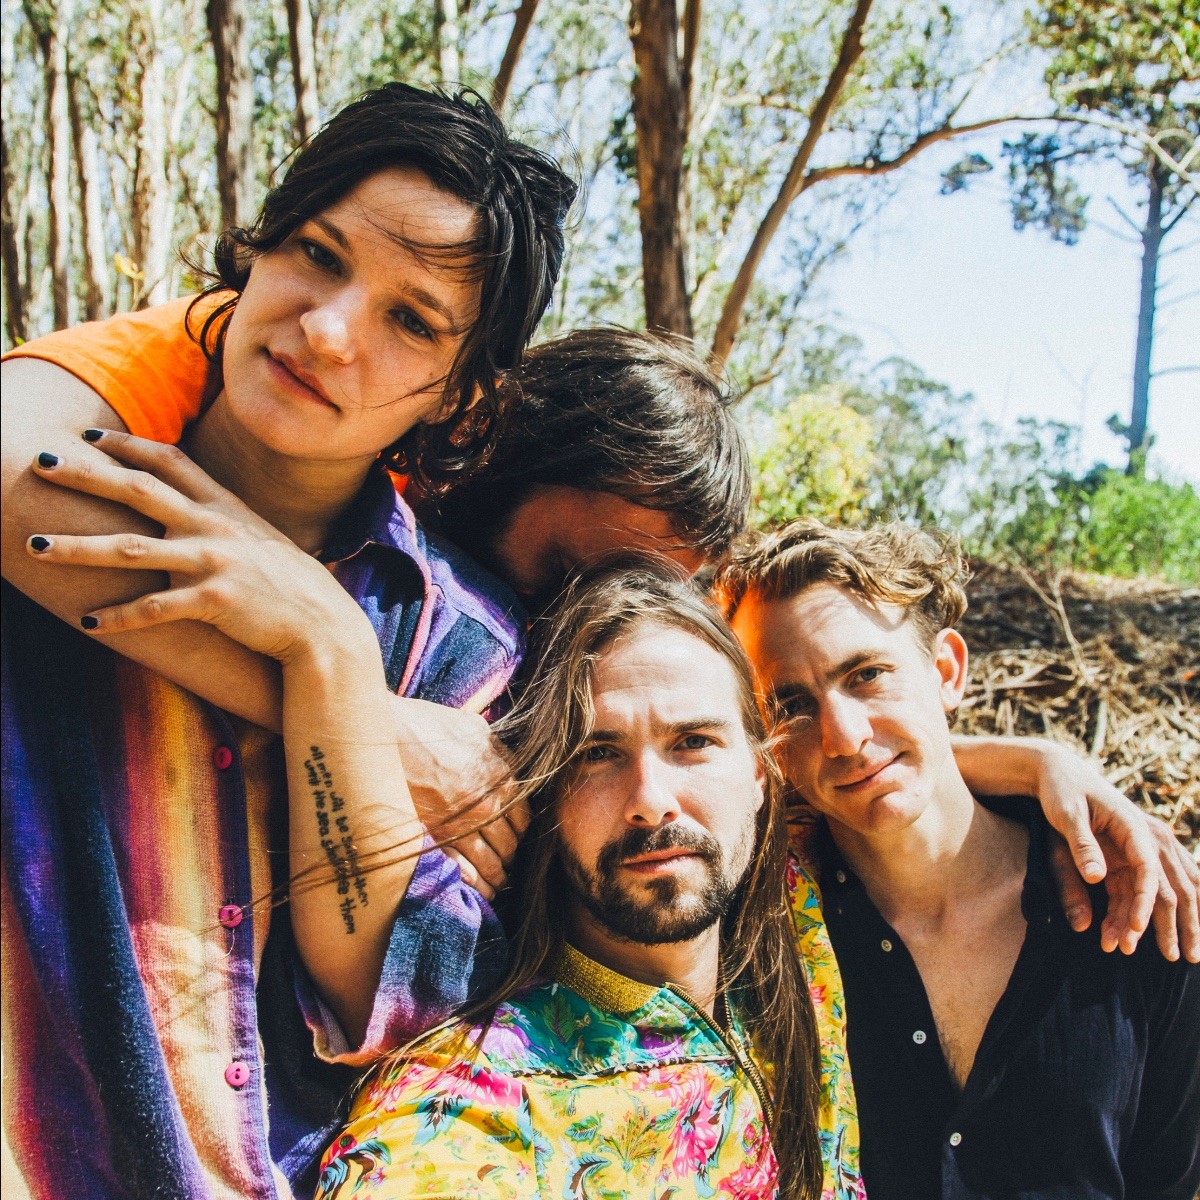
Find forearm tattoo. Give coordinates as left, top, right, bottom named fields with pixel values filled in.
left=305, top=746, right=370, bottom=934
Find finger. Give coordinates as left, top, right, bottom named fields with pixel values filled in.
left=1148, top=875, right=1181, bottom=963
left=79, top=429, right=231, bottom=505
left=26, top=531, right=204, bottom=574
left=446, top=832, right=507, bottom=893
left=1059, top=803, right=1107, bottom=885
left=31, top=450, right=199, bottom=530
left=444, top=849, right=495, bottom=902
left=504, top=795, right=532, bottom=838
left=1049, top=834, right=1093, bottom=932
left=476, top=813, right=519, bottom=866
left=1099, top=877, right=1133, bottom=955
left=1105, top=814, right=1159, bottom=946
left=78, top=585, right=219, bottom=634
left=1164, top=840, right=1200, bottom=963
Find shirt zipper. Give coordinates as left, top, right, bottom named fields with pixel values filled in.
left=667, top=984, right=775, bottom=1133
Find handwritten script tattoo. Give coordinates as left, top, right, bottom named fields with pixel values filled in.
left=305, top=746, right=370, bottom=934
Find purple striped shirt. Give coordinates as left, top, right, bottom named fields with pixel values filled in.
left=1, top=466, right=521, bottom=1199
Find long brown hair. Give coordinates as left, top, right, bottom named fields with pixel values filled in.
left=462, top=559, right=823, bottom=1199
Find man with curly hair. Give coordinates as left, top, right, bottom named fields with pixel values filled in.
left=718, top=519, right=1200, bottom=1200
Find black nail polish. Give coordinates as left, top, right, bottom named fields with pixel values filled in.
left=37, top=453, right=59, bottom=469
left=29, top=536, right=51, bottom=552
left=80, top=615, right=100, bottom=630
left=82, top=428, right=105, bottom=442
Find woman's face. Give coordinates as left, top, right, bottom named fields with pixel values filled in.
left=219, top=167, right=481, bottom=466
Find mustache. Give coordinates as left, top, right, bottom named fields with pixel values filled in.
left=595, top=824, right=722, bottom=875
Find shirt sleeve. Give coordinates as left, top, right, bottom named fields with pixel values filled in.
left=1124, top=958, right=1200, bottom=1199
left=293, top=846, right=508, bottom=1068
left=2, top=295, right=226, bottom=443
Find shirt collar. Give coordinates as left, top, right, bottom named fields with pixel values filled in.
left=813, top=799, right=1062, bottom=925
left=319, top=465, right=422, bottom=566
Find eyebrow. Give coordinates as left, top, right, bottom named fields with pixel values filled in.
left=587, top=717, right=739, bottom=743
left=309, top=215, right=465, bottom=330
left=773, top=651, right=888, bottom=700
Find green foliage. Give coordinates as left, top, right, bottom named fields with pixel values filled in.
left=751, top=390, right=875, bottom=528
left=1076, top=470, right=1200, bottom=583
left=747, top=345, right=1199, bottom=583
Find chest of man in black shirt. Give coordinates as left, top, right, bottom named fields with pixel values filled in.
left=724, top=520, right=1200, bottom=1200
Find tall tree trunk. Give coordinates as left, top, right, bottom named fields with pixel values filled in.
left=709, top=0, right=873, bottom=367
left=491, top=0, right=540, bottom=114
left=1, top=124, right=30, bottom=346
left=26, top=0, right=73, bottom=329
left=207, top=0, right=256, bottom=229
left=434, top=0, right=460, bottom=83
left=286, top=0, right=319, bottom=143
left=131, top=0, right=173, bottom=306
left=1127, top=160, right=1163, bottom=474
left=630, top=0, right=692, bottom=337
left=68, top=66, right=110, bottom=320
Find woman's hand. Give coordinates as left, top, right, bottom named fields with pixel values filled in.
left=25, top=430, right=375, bottom=664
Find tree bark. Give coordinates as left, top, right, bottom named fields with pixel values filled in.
left=25, top=0, right=73, bottom=329
left=68, top=66, right=111, bottom=320
left=434, top=0, right=460, bottom=84
left=491, top=0, right=540, bottom=113
left=1127, top=160, right=1163, bottom=473
left=131, top=0, right=173, bottom=306
left=207, top=0, right=256, bottom=229
left=286, top=0, right=320, bottom=143
left=1, top=124, right=30, bottom=346
left=709, top=0, right=874, bottom=367
left=630, top=0, right=692, bottom=337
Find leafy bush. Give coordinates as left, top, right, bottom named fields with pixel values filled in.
left=751, top=391, right=875, bottom=528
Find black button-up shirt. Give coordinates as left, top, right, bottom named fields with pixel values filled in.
left=817, top=812, right=1200, bottom=1199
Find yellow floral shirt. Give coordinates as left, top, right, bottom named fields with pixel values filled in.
left=317, top=850, right=863, bottom=1199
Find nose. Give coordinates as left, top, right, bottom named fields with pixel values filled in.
left=298, top=291, right=358, bottom=365
left=819, top=690, right=872, bottom=759
left=624, top=751, right=681, bottom=828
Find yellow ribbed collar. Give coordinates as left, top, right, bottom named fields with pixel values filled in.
left=551, top=944, right=662, bottom=1015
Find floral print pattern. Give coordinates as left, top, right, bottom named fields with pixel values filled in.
left=317, top=846, right=864, bottom=1200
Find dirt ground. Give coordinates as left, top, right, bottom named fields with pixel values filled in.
left=956, top=563, right=1199, bottom=852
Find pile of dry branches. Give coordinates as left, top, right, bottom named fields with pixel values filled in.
left=957, top=563, right=1199, bottom=851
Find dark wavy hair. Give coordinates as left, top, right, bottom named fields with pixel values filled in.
left=188, top=82, right=577, bottom=490
left=429, top=326, right=751, bottom=563
left=451, top=561, right=823, bottom=1198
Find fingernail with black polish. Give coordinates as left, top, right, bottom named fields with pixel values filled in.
left=37, top=453, right=59, bottom=469
left=82, top=428, right=105, bottom=442
left=29, top=536, right=51, bottom=553
left=80, top=615, right=100, bottom=630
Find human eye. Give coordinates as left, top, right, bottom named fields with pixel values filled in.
left=579, top=743, right=616, bottom=765
left=851, top=665, right=888, bottom=687
left=677, top=732, right=715, bottom=752
left=774, top=692, right=815, bottom=723
left=297, top=237, right=341, bottom=273
left=393, top=308, right=434, bottom=340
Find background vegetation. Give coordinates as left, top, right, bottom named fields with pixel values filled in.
left=2, top=0, right=1197, bottom=578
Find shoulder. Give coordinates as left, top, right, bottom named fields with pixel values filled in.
left=403, top=516, right=526, bottom=711
left=2, top=295, right=228, bottom=443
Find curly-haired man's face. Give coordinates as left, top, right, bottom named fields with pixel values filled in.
left=731, top=583, right=969, bottom=838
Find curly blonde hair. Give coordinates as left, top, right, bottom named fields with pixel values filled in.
left=714, top=518, right=970, bottom=650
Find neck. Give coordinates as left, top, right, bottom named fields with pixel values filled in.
left=567, top=905, right=723, bottom=1019
left=186, top=394, right=375, bottom=554
left=829, top=769, right=1027, bottom=930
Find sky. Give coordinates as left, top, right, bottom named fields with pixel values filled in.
left=819, top=138, right=1200, bottom=485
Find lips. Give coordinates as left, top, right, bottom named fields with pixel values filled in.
left=266, top=349, right=337, bottom=409
left=621, top=848, right=701, bottom=869
left=832, top=755, right=899, bottom=791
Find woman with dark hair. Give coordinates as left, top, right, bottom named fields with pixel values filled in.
left=1, top=83, right=574, bottom=1198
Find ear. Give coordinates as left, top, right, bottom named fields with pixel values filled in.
left=931, top=628, right=969, bottom=713
left=752, top=754, right=768, bottom=815
left=442, top=381, right=488, bottom=442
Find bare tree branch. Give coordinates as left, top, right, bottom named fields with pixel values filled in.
left=709, top=0, right=874, bottom=367
left=681, top=0, right=701, bottom=123
left=491, top=0, right=540, bottom=113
